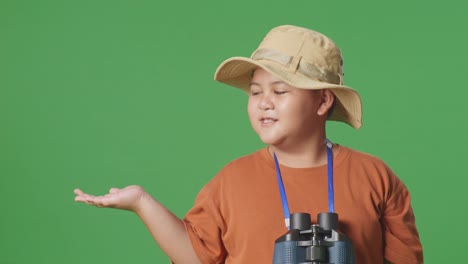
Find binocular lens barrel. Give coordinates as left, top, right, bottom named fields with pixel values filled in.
left=318, top=212, right=338, bottom=231
left=290, top=213, right=311, bottom=230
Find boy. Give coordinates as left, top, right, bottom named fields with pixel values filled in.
left=74, top=25, right=423, bottom=263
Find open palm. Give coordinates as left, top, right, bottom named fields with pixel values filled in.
left=74, top=185, right=146, bottom=212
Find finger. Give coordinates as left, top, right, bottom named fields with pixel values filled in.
left=95, top=195, right=115, bottom=208
left=84, top=194, right=97, bottom=201
left=74, top=188, right=84, bottom=195
left=75, top=195, right=96, bottom=205
left=94, top=196, right=105, bottom=207
left=74, top=188, right=94, bottom=201
left=75, top=196, right=86, bottom=202
left=78, top=193, right=97, bottom=205
left=109, top=188, right=120, bottom=194
left=74, top=190, right=92, bottom=203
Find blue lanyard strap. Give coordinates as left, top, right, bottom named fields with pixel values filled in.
left=273, top=139, right=335, bottom=230
left=273, top=152, right=291, bottom=229
left=326, top=140, right=335, bottom=213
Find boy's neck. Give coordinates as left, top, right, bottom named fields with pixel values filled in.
left=268, top=136, right=337, bottom=168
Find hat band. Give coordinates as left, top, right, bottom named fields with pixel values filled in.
left=251, top=49, right=342, bottom=85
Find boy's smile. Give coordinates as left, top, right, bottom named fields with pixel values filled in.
left=247, top=68, right=328, bottom=150
left=260, top=117, right=278, bottom=126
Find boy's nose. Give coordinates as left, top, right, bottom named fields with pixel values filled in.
left=259, top=95, right=274, bottom=110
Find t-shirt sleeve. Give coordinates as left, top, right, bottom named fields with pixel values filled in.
left=382, top=167, right=423, bottom=264
left=182, top=179, right=227, bottom=264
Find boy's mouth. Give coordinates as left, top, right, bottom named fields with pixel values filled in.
left=260, top=117, right=278, bottom=125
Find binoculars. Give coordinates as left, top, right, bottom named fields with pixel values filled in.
left=272, top=212, right=355, bottom=264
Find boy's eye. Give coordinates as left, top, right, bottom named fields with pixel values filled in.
left=250, top=90, right=261, bottom=96
left=274, top=90, right=288, bottom=95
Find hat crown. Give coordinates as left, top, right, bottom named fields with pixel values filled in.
left=253, top=25, right=344, bottom=84
left=213, top=25, right=362, bottom=129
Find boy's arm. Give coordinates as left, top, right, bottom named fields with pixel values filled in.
left=135, top=192, right=201, bottom=264
left=74, top=186, right=201, bottom=264
left=381, top=170, right=423, bottom=264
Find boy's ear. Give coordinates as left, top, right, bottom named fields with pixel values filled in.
left=317, top=89, right=335, bottom=116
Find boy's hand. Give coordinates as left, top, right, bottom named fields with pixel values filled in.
left=74, top=185, right=201, bottom=263
left=74, top=185, right=147, bottom=212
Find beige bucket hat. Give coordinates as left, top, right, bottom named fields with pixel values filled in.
left=214, top=25, right=362, bottom=129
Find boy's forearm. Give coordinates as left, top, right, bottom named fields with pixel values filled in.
left=135, top=193, right=201, bottom=264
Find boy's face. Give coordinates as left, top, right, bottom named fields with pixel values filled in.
left=247, top=68, right=327, bottom=148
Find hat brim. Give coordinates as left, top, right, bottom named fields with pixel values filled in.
left=214, top=57, right=363, bottom=129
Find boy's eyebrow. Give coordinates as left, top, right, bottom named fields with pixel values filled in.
left=249, top=81, right=260, bottom=87
left=271, top=81, right=287, bottom=87
left=249, top=80, right=286, bottom=87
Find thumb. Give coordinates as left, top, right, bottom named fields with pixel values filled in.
left=109, top=187, right=120, bottom=194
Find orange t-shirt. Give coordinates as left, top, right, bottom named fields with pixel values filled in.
left=183, top=145, right=423, bottom=263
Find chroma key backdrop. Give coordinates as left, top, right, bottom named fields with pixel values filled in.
left=2, top=0, right=467, bottom=263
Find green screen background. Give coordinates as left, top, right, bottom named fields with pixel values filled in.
left=2, top=0, right=466, bottom=263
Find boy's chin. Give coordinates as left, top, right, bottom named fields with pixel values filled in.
left=258, top=136, right=283, bottom=147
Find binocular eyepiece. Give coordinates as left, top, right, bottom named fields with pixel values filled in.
left=272, top=212, right=355, bottom=264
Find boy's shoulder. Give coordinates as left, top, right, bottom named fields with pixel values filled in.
left=339, top=145, right=403, bottom=185
left=202, top=148, right=268, bottom=192
left=335, top=144, right=404, bottom=186
left=221, top=147, right=269, bottom=172
left=340, top=145, right=389, bottom=167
